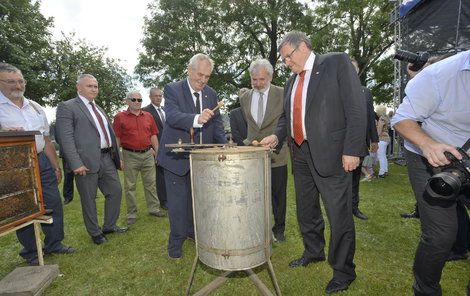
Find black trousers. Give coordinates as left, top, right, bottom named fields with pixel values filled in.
left=292, top=141, right=356, bottom=282
left=156, top=164, right=167, bottom=208
left=271, top=165, right=287, bottom=235
left=62, top=158, right=74, bottom=202
left=405, top=149, right=469, bottom=296
left=351, top=158, right=364, bottom=209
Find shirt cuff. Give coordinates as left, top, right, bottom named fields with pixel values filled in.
left=193, top=115, right=203, bottom=128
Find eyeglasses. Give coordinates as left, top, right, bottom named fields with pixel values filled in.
left=281, top=47, right=298, bottom=63
left=129, top=98, right=142, bottom=102
left=0, top=79, right=27, bottom=86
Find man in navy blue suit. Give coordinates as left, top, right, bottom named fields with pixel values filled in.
left=157, top=53, right=227, bottom=259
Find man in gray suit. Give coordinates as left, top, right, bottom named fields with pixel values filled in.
left=56, top=74, right=127, bottom=245
left=142, top=87, right=167, bottom=210
left=261, top=31, right=366, bottom=294
left=239, top=58, right=288, bottom=242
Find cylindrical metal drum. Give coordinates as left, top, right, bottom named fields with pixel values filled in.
left=190, top=146, right=271, bottom=271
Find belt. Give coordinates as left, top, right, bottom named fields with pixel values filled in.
left=122, top=147, right=150, bottom=153
left=101, top=147, right=112, bottom=153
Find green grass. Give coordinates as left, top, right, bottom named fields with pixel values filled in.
left=1, top=162, right=469, bottom=295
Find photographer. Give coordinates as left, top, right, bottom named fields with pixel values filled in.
left=392, top=50, right=470, bottom=296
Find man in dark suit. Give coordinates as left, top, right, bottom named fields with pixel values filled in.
left=350, top=59, right=379, bottom=220
left=143, top=87, right=167, bottom=210
left=261, top=31, right=366, bottom=294
left=157, top=53, right=227, bottom=259
left=239, top=58, right=288, bottom=242
left=56, top=74, right=127, bottom=245
left=229, top=107, right=247, bottom=146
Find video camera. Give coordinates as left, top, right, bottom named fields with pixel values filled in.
left=394, top=49, right=430, bottom=72
left=425, top=147, right=470, bottom=201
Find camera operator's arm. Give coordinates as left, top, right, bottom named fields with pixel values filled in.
left=394, top=119, right=462, bottom=167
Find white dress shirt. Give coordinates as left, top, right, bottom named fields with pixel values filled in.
left=78, top=95, right=112, bottom=149
left=187, top=79, right=203, bottom=128
left=0, top=91, right=49, bottom=153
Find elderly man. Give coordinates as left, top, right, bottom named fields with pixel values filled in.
left=157, top=53, right=227, bottom=259
left=113, top=91, right=166, bottom=225
left=0, top=63, right=75, bottom=265
left=239, top=58, right=288, bottom=242
left=142, top=87, right=167, bottom=210
left=56, top=74, right=127, bottom=245
left=261, top=31, right=366, bottom=294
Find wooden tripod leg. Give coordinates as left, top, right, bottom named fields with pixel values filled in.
left=34, top=221, right=44, bottom=266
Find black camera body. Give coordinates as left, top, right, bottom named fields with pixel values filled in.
left=394, top=49, right=430, bottom=72
left=425, top=147, right=470, bottom=200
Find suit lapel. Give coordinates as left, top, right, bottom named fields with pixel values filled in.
left=261, top=87, right=278, bottom=127
left=182, top=81, right=196, bottom=113
left=242, top=90, right=257, bottom=126
left=305, top=56, right=324, bottom=111
left=75, top=97, right=99, bottom=132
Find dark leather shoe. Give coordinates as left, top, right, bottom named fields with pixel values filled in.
left=64, top=198, right=73, bottom=205
left=26, top=257, right=39, bottom=266
left=353, top=208, right=369, bottom=220
left=400, top=210, right=420, bottom=219
left=45, top=245, right=76, bottom=255
left=92, top=234, right=107, bottom=245
left=325, top=278, right=353, bottom=294
left=274, top=232, right=285, bottom=242
left=288, top=256, right=325, bottom=268
left=102, top=226, right=129, bottom=234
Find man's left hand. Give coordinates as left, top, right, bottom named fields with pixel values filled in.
left=342, top=155, right=360, bottom=172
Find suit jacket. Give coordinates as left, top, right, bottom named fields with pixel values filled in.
left=229, top=107, right=247, bottom=146
left=275, top=53, right=367, bottom=176
left=363, top=87, right=379, bottom=148
left=142, top=104, right=164, bottom=141
left=156, top=79, right=227, bottom=176
left=55, top=97, right=120, bottom=173
left=240, top=85, right=288, bottom=167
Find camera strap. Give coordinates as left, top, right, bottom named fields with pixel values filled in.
left=462, top=138, right=470, bottom=152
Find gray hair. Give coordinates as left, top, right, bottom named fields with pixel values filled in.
left=249, top=59, right=273, bottom=77
left=278, top=31, right=312, bottom=52
left=188, top=53, right=214, bottom=72
left=126, top=90, right=141, bottom=99
left=149, top=87, right=161, bottom=94
left=76, top=74, right=97, bottom=84
left=0, top=63, right=21, bottom=74
left=375, top=105, right=387, bottom=117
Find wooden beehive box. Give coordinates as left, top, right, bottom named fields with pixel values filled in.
left=0, top=131, right=45, bottom=233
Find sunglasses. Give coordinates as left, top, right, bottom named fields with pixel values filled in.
left=129, top=98, right=143, bottom=102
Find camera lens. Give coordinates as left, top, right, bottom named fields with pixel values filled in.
left=426, top=172, right=461, bottom=200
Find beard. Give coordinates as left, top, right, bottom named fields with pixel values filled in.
left=10, top=90, right=25, bottom=99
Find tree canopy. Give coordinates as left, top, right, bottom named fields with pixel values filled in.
left=137, top=0, right=397, bottom=108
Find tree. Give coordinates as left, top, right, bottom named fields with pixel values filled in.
left=308, top=0, right=396, bottom=104
left=0, top=0, right=55, bottom=103
left=48, top=34, right=133, bottom=116
left=136, top=0, right=313, bottom=109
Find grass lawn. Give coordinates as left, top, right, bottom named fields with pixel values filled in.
left=1, top=161, right=468, bottom=295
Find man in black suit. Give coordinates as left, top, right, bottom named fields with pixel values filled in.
left=142, top=87, right=167, bottom=210
left=350, top=59, right=379, bottom=220
left=229, top=107, right=247, bottom=146
left=261, top=31, right=366, bottom=294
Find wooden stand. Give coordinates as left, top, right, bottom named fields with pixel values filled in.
left=0, top=215, right=52, bottom=266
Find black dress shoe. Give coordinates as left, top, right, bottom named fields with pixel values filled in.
left=92, top=234, right=107, bottom=245
left=45, top=245, right=76, bottom=255
left=353, top=208, right=369, bottom=220
left=400, top=210, right=420, bottom=219
left=274, top=232, right=285, bottom=242
left=64, top=198, right=73, bottom=205
left=447, top=252, right=468, bottom=262
left=288, top=256, right=325, bottom=268
left=325, top=278, right=353, bottom=294
left=102, top=226, right=129, bottom=234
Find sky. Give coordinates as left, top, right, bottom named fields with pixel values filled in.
left=39, top=0, right=152, bottom=121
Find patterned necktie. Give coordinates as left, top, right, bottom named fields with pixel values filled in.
left=293, top=71, right=306, bottom=145
left=194, top=92, right=201, bottom=114
left=89, top=101, right=110, bottom=147
left=257, top=92, right=264, bottom=127
left=157, top=107, right=165, bottom=127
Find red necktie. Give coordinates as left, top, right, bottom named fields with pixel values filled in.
left=293, top=71, right=306, bottom=145
left=89, top=102, right=110, bottom=147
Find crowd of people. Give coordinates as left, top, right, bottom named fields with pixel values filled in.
left=0, top=30, right=468, bottom=295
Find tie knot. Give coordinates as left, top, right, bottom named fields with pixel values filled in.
left=193, top=92, right=200, bottom=99
left=299, top=71, right=306, bottom=78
